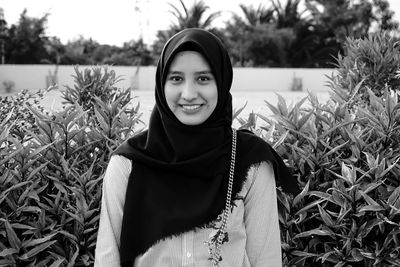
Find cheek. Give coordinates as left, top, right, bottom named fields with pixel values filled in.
left=164, top=86, right=178, bottom=109
left=208, top=86, right=218, bottom=110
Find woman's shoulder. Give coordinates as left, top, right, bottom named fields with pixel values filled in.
left=103, top=155, right=132, bottom=186
left=236, top=129, right=271, bottom=150
left=241, top=161, right=275, bottom=198
left=108, top=155, right=132, bottom=170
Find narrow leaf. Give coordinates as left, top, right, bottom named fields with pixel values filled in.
left=293, top=179, right=310, bottom=206
left=294, top=228, right=335, bottom=239
left=0, top=248, right=18, bottom=257
left=318, top=204, right=334, bottom=227
left=23, top=232, right=57, bottom=247
left=49, top=258, right=65, bottom=267
left=358, top=204, right=385, bottom=213
left=19, top=240, right=57, bottom=260
left=2, top=219, right=21, bottom=250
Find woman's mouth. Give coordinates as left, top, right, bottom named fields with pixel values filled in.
left=180, top=104, right=203, bottom=112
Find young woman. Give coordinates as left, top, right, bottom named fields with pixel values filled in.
left=94, top=28, right=299, bottom=267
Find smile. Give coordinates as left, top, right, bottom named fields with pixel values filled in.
left=180, top=104, right=203, bottom=112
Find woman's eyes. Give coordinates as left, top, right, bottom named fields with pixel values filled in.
left=167, top=75, right=213, bottom=83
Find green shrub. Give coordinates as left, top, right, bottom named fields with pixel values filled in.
left=234, top=31, right=400, bottom=266
left=62, top=65, right=132, bottom=117
left=329, top=31, right=400, bottom=105
left=0, top=66, right=141, bottom=266
left=243, top=32, right=400, bottom=266
left=263, top=89, right=400, bottom=266
left=0, top=89, right=50, bottom=139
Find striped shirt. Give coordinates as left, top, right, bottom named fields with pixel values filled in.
left=94, top=155, right=282, bottom=267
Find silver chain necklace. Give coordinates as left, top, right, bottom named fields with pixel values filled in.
left=211, top=128, right=237, bottom=266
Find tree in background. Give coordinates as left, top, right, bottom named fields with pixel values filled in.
left=300, top=0, right=399, bottom=67
left=57, top=37, right=152, bottom=66
left=0, top=0, right=399, bottom=67
left=224, top=3, right=275, bottom=66
left=269, top=0, right=333, bottom=68
left=223, top=0, right=399, bottom=67
left=151, top=0, right=220, bottom=59
left=43, top=36, right=65, bottom=66
left=5, top=9, right=50, bottom=64
left=1, top=8, right=152, bottom=66
left=371, top=0, right=399, bottom=31
left=0, top=8, right=7, bottom=64
left=225, top=1, right=300, bottom=67
left=169, top=0, right=221, bottom=30
left=100, top=39, right=153, bottom=66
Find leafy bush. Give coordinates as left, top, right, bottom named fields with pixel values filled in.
left=237, top=32, right=400, bottom=266
left=0, top=66, right=141, bottom=266
left=62, top=66, right=132, bottom=117
left=0, top=89, right=50, bottom=139
left=330, top=31, right=400, bottom=104
left=262, top=89, right=400, bottom=266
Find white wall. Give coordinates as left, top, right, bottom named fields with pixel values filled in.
left=232, top=68, right=335, bottom=91
left=0, top=65, right=336, bottom=93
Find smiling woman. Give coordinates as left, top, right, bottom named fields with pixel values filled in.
left=164, top=50, right=218, bottom=125
left=94, top=28, right=300, bottom=267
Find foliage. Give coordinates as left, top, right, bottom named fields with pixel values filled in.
left=168, top=0, right=220, bottom=31
left=61, top=65, right=132, bottom=117
left=55, top=37, right=153, bottom=66
left=1, top=9, right=152, bottom=66
left=57, top=36, right=99, bottom=65
left=372, top=0, right=400, bottom=31
left=0, top=88, right=49, bottom=137
left=235, top=31, right=400, bottom=266
left=2, top=1, right=400, bottom=67
left=330, top=31, right=400, bottom=104
left=224, top=2, right=298, bottom=67
left=4, top=9, right=50, bottom=64
left=293, top=0, right=398, bottom=68
left=241, top=24, right=295, bottom=67
left=237, top=3, right=275, bottom=26
left=223, top=0, right=400, bottom=67
left=101, top=39, right=153, bottom=66
left=151, top=0, right=221, bottom=58
left=274, top=89, right=399, bottom=266
left=0, top=66, right=142, bottom=266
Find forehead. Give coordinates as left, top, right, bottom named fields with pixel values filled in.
left=168, top=51, right=211, bottom=71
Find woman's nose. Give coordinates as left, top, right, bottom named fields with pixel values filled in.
left=181, top=81, right=198, bottom=101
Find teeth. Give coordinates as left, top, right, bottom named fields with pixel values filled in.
left=181, top=104, right=201, bottom=111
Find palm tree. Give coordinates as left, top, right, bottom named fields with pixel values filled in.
left=168, top=0, right=221, bottom=31
left=270, top=0, right=304, bottom=28
left=238, top=3, right=274, bottom=26
left=224, top=2, right=296, bottom=67
left=151, top=0, right=220, bottom=59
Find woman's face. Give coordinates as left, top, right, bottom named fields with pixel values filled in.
left=164, top=51, right=218, bottom=125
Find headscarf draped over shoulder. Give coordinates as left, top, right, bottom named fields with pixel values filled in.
left=113, top=28, right=300, bottom=265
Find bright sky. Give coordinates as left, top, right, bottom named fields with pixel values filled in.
left=1, top=0, right=400, bottom=46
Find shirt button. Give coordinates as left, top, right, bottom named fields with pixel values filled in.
left=187, top=252, right=191, bottom=258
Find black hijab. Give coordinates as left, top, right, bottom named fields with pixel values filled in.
left=113, top=28, right=300, bottom=266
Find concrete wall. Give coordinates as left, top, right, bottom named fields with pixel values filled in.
left=0, top=64, right=336, bottom=93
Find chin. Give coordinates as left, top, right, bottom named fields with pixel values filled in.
left=178, top=116, right=207, bottom=126
left=180, top=120, right=204, bottom=126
